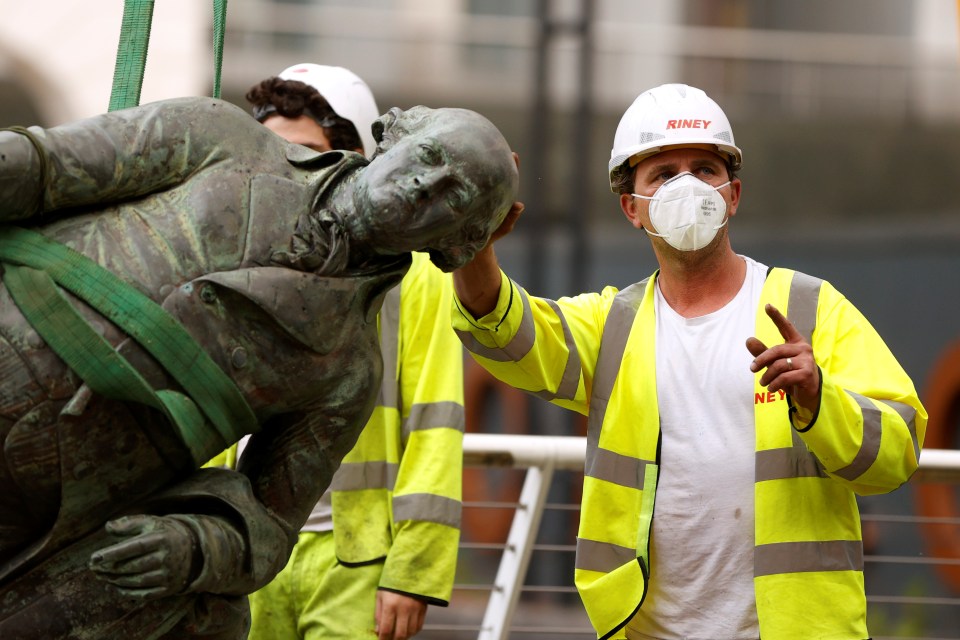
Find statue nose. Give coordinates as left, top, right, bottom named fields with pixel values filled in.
left=411, top=176, right=430, bottom=202
left=409, top=169, right=451, bottom=201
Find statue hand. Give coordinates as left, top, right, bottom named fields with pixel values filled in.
left=88, top=514, right=200, bottom=600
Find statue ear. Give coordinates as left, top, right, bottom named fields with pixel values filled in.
left=371, top=107, right=404, bottom=153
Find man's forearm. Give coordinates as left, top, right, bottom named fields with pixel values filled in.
left=453, top=245, right=502, bottom=318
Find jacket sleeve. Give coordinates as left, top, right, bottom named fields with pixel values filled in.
left=379, top=254, right=465, bottom=605
left=0, top=97, right=257, bottom=222
left=452, top=269, right=615, bottom=416
left=797, top=280, right=926, bottom=495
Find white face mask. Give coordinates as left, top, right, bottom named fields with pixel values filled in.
left=632, top=172, right=730, bottom=251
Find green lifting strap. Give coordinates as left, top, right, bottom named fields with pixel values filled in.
left=212, top=0, right=228, bottom=99
left=108, top=0, right=229, bottom=111
left=108, top=0, right=155, bottom=112
left=0, top=226, right=259, bottom=457
left=2, top=265, right=217, bottom=465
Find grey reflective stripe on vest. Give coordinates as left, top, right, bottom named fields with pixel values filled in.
left=403, top=401, right=465, bottom=440
left=756, top=270, right=825, bottom=484
left=393, top=493, right=462, bottom=528
left=377, top=284, right=402, bottom=410
left=575, top=280, right=655, bottom=574
left=575, top=537, right=637, bottom=574
left=330, top=460, right=399, bottom=491
left=455, top=281, right=535, bottom=362
left=756, top=428, right=828, bottom=481
left=884, top=397, right=921, bottom=462
left=832, top=393, right=918, bottom=481
left=754, top=539, right=863, bottom=577
left=585, top=280, right=649, bottom=481
left=530, top=299, right=582, bottom=402
left=787, top=271, right=822, bottom=344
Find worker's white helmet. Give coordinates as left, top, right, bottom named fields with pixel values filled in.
left=608, top=84, right=742, bottom=193
left=278, top=63, right=380, bottom=157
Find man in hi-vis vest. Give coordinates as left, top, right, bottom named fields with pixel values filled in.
left=451, top=84, right=926, bottom=639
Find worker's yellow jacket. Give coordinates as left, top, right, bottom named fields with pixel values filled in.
left=453, top=266, right=925, bottom=639
left=211, top=252, right=463, bottom=605
left=331, top=251, right=463, bottom=604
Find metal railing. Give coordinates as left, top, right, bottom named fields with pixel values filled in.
left=421, top=436, right=960, bottom=640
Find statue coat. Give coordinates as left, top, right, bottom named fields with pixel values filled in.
left=0, top=97, right=408, bottom=638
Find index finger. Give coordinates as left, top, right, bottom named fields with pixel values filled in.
left=765, top=304, right=803, bottom=344
left=91, top=534, right=159, bottom=566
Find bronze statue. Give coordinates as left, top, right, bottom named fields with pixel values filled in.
left=0, top=96, right=518, bottom=639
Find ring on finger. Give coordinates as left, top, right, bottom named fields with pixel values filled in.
left=786, top=357, right=793, bottom=370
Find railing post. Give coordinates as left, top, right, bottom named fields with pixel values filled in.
left=477, top=461, right=556, bottom=640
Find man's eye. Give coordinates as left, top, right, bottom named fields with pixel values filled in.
left=419, top=144, right=442, bottom=166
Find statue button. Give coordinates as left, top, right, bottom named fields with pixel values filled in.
left=200, top=283, right=218, bottom=303
left=231, top=347, right=248, bottom=369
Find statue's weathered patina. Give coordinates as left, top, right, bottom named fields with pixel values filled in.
left=0, top=97, right=517, bottom=638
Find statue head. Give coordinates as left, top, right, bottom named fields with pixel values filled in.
left=351, top=106, right=519, bottom=271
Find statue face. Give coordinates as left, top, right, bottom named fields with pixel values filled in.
left=353, top=107, right=518, bottom=271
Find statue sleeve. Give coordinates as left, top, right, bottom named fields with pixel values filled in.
left=0, top=97, right=263, bottom=221
left=0, top=126, right=47, bottom=222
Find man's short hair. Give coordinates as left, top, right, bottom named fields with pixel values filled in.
left=246, top=77, right=364, bottom=152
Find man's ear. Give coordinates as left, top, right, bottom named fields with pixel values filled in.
left=727, top=178, right=742, bottom=218
left=620, top=193, right=644, bottom=229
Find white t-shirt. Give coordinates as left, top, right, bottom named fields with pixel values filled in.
left=626, top=256, right=767, bottom=640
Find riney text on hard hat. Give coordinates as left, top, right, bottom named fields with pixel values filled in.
left=665, top=119, right=711, bottom=130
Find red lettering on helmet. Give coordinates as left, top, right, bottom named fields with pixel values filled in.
left=667, top=119, right=714, bottom=130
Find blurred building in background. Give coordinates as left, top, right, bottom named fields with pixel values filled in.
left=2, top=0, right=959, bottom=634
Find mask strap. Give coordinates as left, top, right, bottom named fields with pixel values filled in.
left=713, top=182, right=732, bottom=230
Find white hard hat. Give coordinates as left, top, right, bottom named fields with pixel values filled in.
left=278, top=63, right=380, bottom=157
left=608, top=84, right=742, bottom=193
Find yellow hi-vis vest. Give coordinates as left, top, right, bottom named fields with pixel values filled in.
left=329, top=252, right=464, bottom=605
left=454, top=267, right=925, bottom=640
